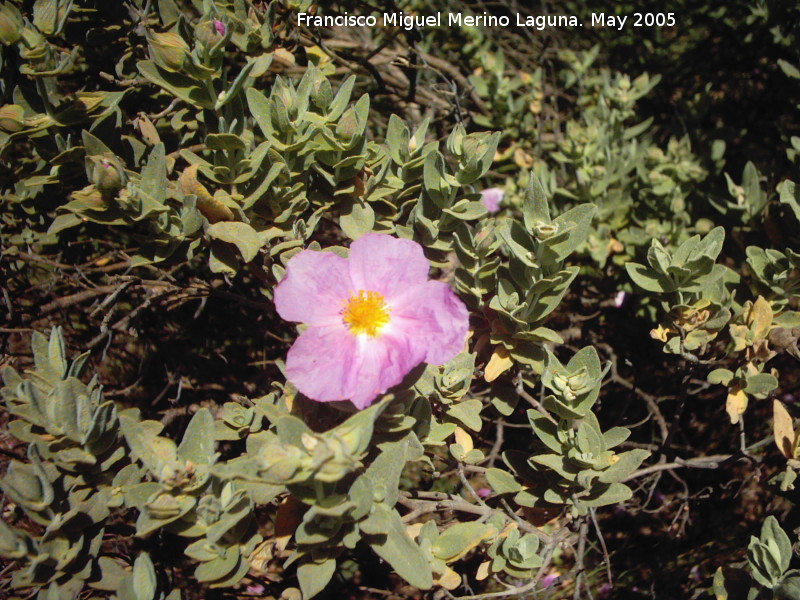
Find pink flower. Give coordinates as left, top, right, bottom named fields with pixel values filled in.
left=480, top=187, right=504, bottom=214
left=540, top=573, right=560, bottom=588
left=275, top=234, right=469, bottom=409
left=213, top=20, right=226, bottom=36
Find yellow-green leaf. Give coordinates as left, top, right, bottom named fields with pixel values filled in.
left=750, top=296, right=773, bottom=341
left=726, top=387, right=748, bottom=424
left=774, top=400, right=795, bottom=459
left=485, top=346, right=513, bottom=382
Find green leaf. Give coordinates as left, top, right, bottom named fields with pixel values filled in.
left=339, top=198, right=375, bottom=240
left=386, top=114, right=410, bottom=164
left=157, top=0, right=180, bottom=26
left=216, top=60, right=256, bottom=110
left=176, top=408, right=215, bottom=465
left=446, top=399, right=483, bottom=431
left=708, top=369, right=734, bottom=385
left=138, top=60, right=214, bottom=109
left=432, top=522, right=496, bottom=561
left=762, top=515, right=792, bottom=576
left=626, top=262, right=670, bottom=293
left=442, top=199, right=488, bottom=220
left=749, top=537, right=781, bottom=588
left=779, top=59, right=800, bottom=79
left=119, top=411, right=173, bottom=474
left=712, top=566, right=752, bottom=600
left=780, top=180, right=800, bottom=222
left=531, top=453, right=580, bottom=481
left=581, top=482, right=633, bottom=507
left=207, top=222, right=263, bottom=263
left=528, top=410, right=562, bottom=453
left=362, top=504, right=432, bottom=589
left=603, top=427, right=630, bottom=449
left=486, top=468, right=522, bottom=494
left=598, top=449, right=650, bottom=484
left=776, top=574, right=800, bottom=600
left=546, top=203, right=597, bottom=261
left=456, top=131, right=500, bottom=184
left=744, top=373, right=778, bottom=397
left=297, top=557, right=336, bottom=599
left=209, top=240, right=239, bottom=275
left=365, top=436, right=411, bottom=506
left=524, top=267, right=579, bottom=322
left=328, top=75, right=356, bottom=120
left=246, top=87, right=273, bottom=138
left=693, top=226, right=726, bottom=262
left=205, top=133, right=247, bottom=151
left=576, top=420, right=605, bottom=456
left=132, top=553, right=157, bottom=600
left=522, top=174, right=551, bottom=232
left=195, top=548, right=239, bottom=583
left=423, top=151, right=451, bottom=207
left=135, top=142, right=168, bottom=212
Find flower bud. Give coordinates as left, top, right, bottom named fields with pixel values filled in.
left=88, top=156, right=124, bottom=198
left=309, top=74, right=332, bottom=110
left=148, top=31, right=190, bottom=72
left=0, top=104, right=25, bottom=132
left=407, top=134, right=418, bottom=153
left=195, top=19, right=227, bottom=50
left=0, top=1, right=22, bottom=45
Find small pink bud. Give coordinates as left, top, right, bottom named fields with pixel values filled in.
left=213, top=20, right=226, bottom=36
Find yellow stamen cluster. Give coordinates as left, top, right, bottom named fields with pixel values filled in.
left=342, top=290, right=390, bottom=336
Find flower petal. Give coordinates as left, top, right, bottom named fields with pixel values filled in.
left=284, top=325, right=357, bottom=403
left=285, top=325, right=425, bottom=409
left=479, top=188, right=504, bottom=214
left=274, top=250, right=352, bottom=326
left=348, top=233, right=430, bottom=298
left=389, top=280, right=469, bottom=365
left=347, top=333, right=425, bottom=409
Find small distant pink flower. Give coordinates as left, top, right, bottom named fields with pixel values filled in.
left=540, top=573, right=559, bottom=588
left=480, top=187, right=504, bottom=214
left=274, top=234, right=469, bottom=409
left=213, top=20, right=226, bottom=36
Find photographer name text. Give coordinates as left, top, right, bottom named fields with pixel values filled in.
left=297, top=12, right=677, bottom=31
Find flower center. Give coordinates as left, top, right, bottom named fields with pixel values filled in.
left=342, top=290, right=390, bottom=336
